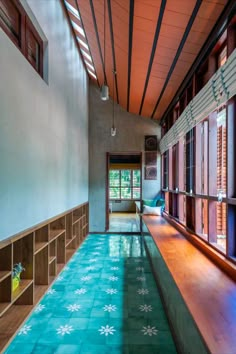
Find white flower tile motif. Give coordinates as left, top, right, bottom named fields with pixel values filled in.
left=110, top=267, right=119, bottom=271
left=109, top=276, right=118, bottom=282
left=74, top=288, right=87, bottom=295
left=34, top=304, right=45, bottom=313
left=98, top=325, right=116, bottom=336
left=66, top=304, right=81, bottom=312
left=18, top=325, right=31, bottom=335
left=81, top=275, right=91, bottom=281
left=141, top=325, right=158, bottom=336
left=105, top=288, right=118, bottom=295
left=111, top=259, right=120, bottom=263
left=135, top=259, right=143, bottom=263
left=47, top=288, right=56, bottom=295
left=103, top=304, right=117, bottom=312
left=95, top=247, right=102, bottom=250
left=89, top=259, right=97, bottom=263
left=92, top=252, right=100, bottom=255
left=139, top=304, right=153, bottom=312
left=136, top=267, right=144, bottom=271
left=137, top=288, right=149, bottom=295
left=136, top=276, right=146, bottom=281
left=56, top=325, right=74, bottom=336
left=57, top=276, right=63, bottom=281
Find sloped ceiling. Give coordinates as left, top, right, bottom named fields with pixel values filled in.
left=63, top=0, right=229, bottom=121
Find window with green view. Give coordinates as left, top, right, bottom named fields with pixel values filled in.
left=109, top=169, right=141, bottom=200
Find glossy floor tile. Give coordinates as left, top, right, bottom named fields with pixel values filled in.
left=108, top=213, right=140, bottom=232
left=5, top=235, right=177, bottom=354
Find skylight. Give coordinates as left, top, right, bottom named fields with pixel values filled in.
left=87, top=69, right=97, bottom=79
left=71, top=20, right=85, bottom=37
left=81, top=49, right=92, bottom=62
left=77, top=37, right=89, bottom=50
left=85, top=60, right=95, bottom=71
left=65, top=1, right=80, bottom=20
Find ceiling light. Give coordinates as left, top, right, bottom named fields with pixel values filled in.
left=111, top=70, right=117, bottom=136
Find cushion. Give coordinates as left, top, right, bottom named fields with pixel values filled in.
left=143, top=205, right=162, bottom=216
left=156, top=198, right=165, bottom=207
left=142, top=199, right=157, bottom=207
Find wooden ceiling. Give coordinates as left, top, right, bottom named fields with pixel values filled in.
left=63, top=0, right=228, bottom=121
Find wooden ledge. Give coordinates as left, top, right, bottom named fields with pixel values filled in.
left=142, top=215, right=236, bottom=354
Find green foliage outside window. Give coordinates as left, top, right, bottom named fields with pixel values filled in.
left=109, top=169, right=141, bottom=200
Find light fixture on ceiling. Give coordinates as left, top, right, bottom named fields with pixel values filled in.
left=111, top=69, right=117, bottom=137
left=100, top=0, right=109, bottom=101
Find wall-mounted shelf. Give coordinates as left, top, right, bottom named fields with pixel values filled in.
left=0, top=202, right=89, bottom=318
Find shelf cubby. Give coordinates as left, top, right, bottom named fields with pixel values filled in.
left=0, top=201, right=88, bottom=332
left=0, top=276, right=12, bottom=316
left=35, top=246, right=49, bottom=285
left=66, top=213, right=73, bottom=240
left=34, top=225, right=49, bottom=255
left=73, top=207, right=83, bottom=224
left=49, top=216, right=65, bottom=242
left=57, top=232, right=65, bottom=264
left=13, top=233, right=34, bottom=281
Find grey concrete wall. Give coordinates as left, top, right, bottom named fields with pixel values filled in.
left=89, top=84, right=161, bottom=232
left=0, top=1, right=88, bottom=241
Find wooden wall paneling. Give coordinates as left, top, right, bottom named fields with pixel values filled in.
left=208, top=111, right=218, bottom=196
left=195, top=124, right=202, bottom=194
left=227, top=98, right=236, bottom=198
left=203, top=121, right=208, bottom=195
left=178, top=138, right=185, bottom=191
left=208, top=201, right=217, bottom=243
left=169, top=148, right=173, bottom=191
left=227, top=20, right=236, bottom=57
left=195, top=198, right=202, bottom=235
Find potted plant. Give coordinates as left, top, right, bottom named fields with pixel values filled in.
left=12, top=263, right=25, bottom=291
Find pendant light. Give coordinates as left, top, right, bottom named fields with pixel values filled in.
left=111, top=69, right=116, bottom=136
left=100, top=0, right=109, bottom=100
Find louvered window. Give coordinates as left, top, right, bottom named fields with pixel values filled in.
left=0, top=0, right=43, bottom=77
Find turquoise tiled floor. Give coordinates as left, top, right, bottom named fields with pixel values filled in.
left=5, top=234, right=177, bottom=354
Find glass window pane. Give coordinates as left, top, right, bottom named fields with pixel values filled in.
left=121, top=170, right=131, bottom=187
left=133, top=188, right=140, bottom=199
left=109, top=187, right=120, bottom=199
left=121, top=187, right=131, bottom=199
left=109, top=170, right=120, bottom=186
left=133, top=170, right=140, bottom=186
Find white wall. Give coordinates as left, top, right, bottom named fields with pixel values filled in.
left=0, top=0, right=89, bottom=241
left=89, top=84, right=161, bottom=232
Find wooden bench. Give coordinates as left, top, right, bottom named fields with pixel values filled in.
left=142, top=215, right=236, bottom=354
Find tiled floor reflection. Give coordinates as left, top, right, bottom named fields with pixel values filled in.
left=5, top=235, right=177, bottom=354
left=108, top=213, right=140, bottom=232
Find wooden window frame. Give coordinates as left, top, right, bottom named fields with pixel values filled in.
left=0, top=0, right=44, bottom=78
left=109, top=169, right=141, bottom=201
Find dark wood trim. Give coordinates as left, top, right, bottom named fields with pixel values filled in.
left=107, top=0, right=119, bottom=104
left=138, top=0, right=166, bottom=115
left=126, top=0, right=134, bottom=112
left=160, top=0, right=236, bottom=126
left=89, top=0, right=107, bottom=84
left=151, top=0, right=202, bottom=118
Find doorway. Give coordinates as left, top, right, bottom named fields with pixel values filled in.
left=106, top=152, right=142, bottom=231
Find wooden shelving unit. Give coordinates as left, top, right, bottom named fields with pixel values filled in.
left=0, top=202, right=89, bottom=320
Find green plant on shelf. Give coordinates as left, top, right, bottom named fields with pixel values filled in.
left=12, top=263, right=25, bottom=291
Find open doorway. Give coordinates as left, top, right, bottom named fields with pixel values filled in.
left=106, top=152, right=142, bottom=232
